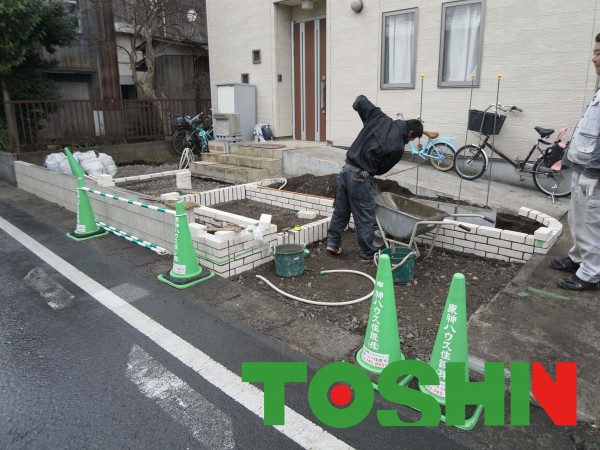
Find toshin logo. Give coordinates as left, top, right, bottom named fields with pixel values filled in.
left=242, top=360, right=577, bottom=428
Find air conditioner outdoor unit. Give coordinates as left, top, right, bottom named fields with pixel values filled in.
left=213, top=113, right=241, bottom=139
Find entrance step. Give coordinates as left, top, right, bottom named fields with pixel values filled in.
left=189, top=161, right=272, bottom=184
left=201, top=152, right=282, bottom=174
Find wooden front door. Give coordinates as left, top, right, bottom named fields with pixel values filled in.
left=293, top=18, right=326, bottom=141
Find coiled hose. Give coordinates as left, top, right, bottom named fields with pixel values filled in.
left=255, top=269, right=375, bottom=306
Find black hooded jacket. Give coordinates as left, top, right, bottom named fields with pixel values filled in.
left=345, top=95, right=408, bottom=176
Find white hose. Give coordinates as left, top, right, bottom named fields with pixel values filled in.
left=255, top=269, right=375, bottom=306
left=257, top=177, right=287, bottom=190
left=179, top=147, right=195, bottom=170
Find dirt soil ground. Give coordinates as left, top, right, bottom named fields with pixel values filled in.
left=109, top=164, right=600, bottom=443
left=115, top=165, right=527, bottom=362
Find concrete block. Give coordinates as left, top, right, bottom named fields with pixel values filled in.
left=533, top=227, right=553, bottom=241
left=160, top=192, right=180, bottom=201
left=259, top=214, right=272, bottom=228
left=215, top=230, right=236, bottom=240
left=298, top=210, right=318, bottom=219
left=500, top=230, right=528, bottom=243
left=176, top=171, right=192, bottom=190
left=188, top=223, right=207, bottom=237
left=96, top=174, right=115, bottom=187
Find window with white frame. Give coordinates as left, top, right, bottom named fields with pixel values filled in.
left=381, top=9, right=417, bottom=89
left=439, top=0, right=483, bottom=87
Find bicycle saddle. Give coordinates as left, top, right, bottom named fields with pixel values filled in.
left=423, top=130, right=439, bottom=139
left=535, top=127, right=554, bottom=138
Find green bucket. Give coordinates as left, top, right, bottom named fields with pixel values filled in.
left=380, top=247, right=416, bottom=284
left=273, top=244, right=305, bottom=278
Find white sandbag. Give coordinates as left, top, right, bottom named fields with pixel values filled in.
left=80, top=157, right=106, bottom=176
left=59, top=158, right=73, bottom=175
left=73, top=150, right=97, bottom=162
left=98, top=153, right=117, bottom=176
left=44, top=153, right=66, bottom=172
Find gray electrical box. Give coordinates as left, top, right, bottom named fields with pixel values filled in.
left=213, top=113, right=241, bottom=140
left=216, top=83, right=256, bottom=141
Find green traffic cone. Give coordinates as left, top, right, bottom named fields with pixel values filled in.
left=64, top=147, right=86, bottom=178
left=419, top=273, right=483, bottom=430
left=66, top=177, right=107, bottom=240
left=356, top=254, right=410, bottom=385
left=158, top=200, right=215, bottom=289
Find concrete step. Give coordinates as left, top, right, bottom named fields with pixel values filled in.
left=202, top=152, right=282, bottom=173
left=189, top=161, right=272, bottom=184
left=227, top=144, right=287, bottom=159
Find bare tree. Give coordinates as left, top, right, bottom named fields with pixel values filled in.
left=112, top=0, right=207, bottom=100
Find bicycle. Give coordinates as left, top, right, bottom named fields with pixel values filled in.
left=170, top=112, right=212, bottom=156
left=397, top=114, right=458, bottom=171
left=453, top=104, right=571, bottom=198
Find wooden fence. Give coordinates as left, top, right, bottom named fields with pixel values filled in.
left=4, top=97, right=211, bottom=152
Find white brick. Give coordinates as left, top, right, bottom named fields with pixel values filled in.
left=298, top=210, right=318, bottom=219
left=445, top=230, right=467, bottom=240
left=527, top=209, right=542, bottom=221
left=160, top=192, right=180, bottom=202
left=512, top=242, right=534, bottom=253
left=533, top=228, right=553, bottom=241
left=467, top=234, right=488, bottom=244
left=518, top=207, right=531, bottom=217
left=188, top=223, right=207, bottom=237
left=500, top=230, right=528, bottom=243
left=498, top=248, right=523, bottom=259
left=453, top=239, right=475, bottom=249
left=96, top=174, right=115, bottom=187
left=475, top=243, right=499, bottom=253
left=477, top=226, right=502, bottom=238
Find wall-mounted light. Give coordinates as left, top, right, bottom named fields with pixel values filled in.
left=301, top=0, right=313, bottom=9
left=351, top=0, right=363, bottom=13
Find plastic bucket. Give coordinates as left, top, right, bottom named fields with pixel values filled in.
left=273, top=244, right=305, bottom=278
left=380, top=247, right=415, bottom=284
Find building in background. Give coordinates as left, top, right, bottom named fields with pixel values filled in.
left=206, top=0, right=600, bottom=160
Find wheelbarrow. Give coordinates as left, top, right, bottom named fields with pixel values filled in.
left=374, top=192, right=494, bottom=259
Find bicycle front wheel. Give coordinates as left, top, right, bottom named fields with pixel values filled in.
left=453, top=145, right=487, bottom=180
left=172, top=129, right=187, bottom=154
left=532, top=156, right=572, bottom=198
left=428, top=142, right=456, bottom=172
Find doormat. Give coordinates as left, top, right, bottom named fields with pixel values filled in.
left=238, top=143, right=287, bottom=149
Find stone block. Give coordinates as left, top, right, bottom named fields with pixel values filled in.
left=160, top=192, right=180, bottom=201
left=298, top=210, right=318, bottom=220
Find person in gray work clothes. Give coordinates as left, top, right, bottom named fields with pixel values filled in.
left=326, top=95, right=435, bottom=264
left=550, top=33, right=600, bottom=291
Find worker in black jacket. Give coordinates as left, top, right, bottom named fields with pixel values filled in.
left=326, top=94, right=430, bottom=264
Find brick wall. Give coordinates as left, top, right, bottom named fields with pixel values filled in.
left=14, top=161, right=563, bottom=281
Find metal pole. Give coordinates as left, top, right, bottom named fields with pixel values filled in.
left=485, top=74, right=502, bottom=208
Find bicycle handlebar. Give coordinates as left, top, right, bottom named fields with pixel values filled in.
left=489, top=103, right=523, bottom=113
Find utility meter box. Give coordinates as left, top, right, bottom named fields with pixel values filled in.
left=216, top=83, right=256, bottom=141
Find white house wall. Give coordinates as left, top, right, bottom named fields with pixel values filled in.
left=208, top=0, right=600, bottom=159
left=207, top=1, right=289, bottom=136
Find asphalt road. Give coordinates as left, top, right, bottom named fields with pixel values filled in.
left=0, top=199, right=465, bottom=449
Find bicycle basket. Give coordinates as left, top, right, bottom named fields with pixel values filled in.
left=170, top=114, right=192, bottom=130
left=468, top=109, right=506, bottom=135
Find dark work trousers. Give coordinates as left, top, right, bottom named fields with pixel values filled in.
left=327, top=167, right=378, bottom=260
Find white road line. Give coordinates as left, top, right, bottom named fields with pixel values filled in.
left=127, top=344, right=235, bottom=449
left=24, top=267, right=74, bottom=310
left=0, top=215, right=354, bottom=450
